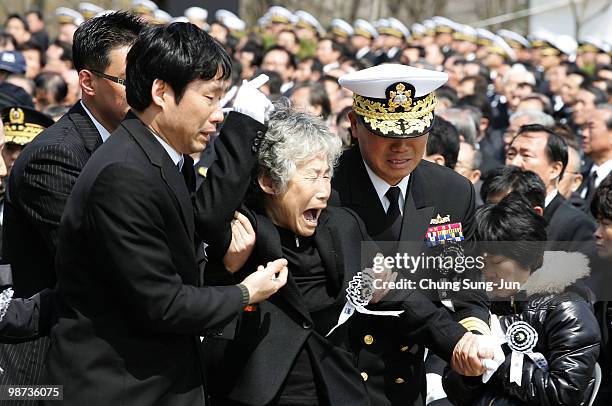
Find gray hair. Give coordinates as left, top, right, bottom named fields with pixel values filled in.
left=502, top=64, right=536, bottom=86
left=595, top=104, right=612, bottom=130
left=258, top=104, right=342, bottom=193
left=509, top=109, right=555, bottom=128
left=439, top=108, right=477, bottom=145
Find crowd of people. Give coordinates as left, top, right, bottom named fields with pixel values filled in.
left=0, top=2, right=610, bottom=406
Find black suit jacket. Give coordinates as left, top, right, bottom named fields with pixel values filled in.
left=44, top=112, right=259, bottom=406
left=0, top=102, right=101, bottom=388
left=544, top=193, right=596, bottom=246
left=3, top=101, right=102, bottom=298
left=330, top=146, right=489, bottom=406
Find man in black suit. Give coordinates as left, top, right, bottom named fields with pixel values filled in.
left=0, top=12, right=146, bottom=390
left=45, top=23, right=287, bottom=405
left=576, top=106, right=612, bottom=214
left=506, top=123, right=596, bottom=244
left=332, top=64, right=493, bottom=406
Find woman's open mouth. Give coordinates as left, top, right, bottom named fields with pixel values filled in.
left=303, top=208, right=322, bottom=225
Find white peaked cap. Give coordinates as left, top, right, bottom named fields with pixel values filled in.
left=339, top=64, right=448, bottom=98
left=331, top=18, right=354, bottom=37
left=185, top=7, right=207, bottom=21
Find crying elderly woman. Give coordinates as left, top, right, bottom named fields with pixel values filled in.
left=202, top=106, right=376, bottom=406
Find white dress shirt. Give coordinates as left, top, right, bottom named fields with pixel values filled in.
left=150, top=131, right=183, bottom=170
left=545, top=188, right=559, bottom=208
left=363, top=160, right=410, bottom=214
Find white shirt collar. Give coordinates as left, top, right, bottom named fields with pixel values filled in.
left=355, top=47, right=371, bottom=60
left=362, top=159, right=410, bottom=214
left=149, top=129, right=184, bottom=170
left=280, top=81, right=294, bottom=94
left=80, top=100, right=111, bottom=142
left=591, top=159, right=612, bottom=189
left=545, top=188, right=558, bottom=208
left=322, top=62, right=340, bottom=73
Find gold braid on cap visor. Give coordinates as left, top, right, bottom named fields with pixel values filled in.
left=4, top=123, right=46, bottom=145
left=352, top=92, right=437, bottom=136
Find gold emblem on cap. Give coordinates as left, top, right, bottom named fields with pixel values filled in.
left=9, top=108, right=25, bottom=125
left=388, top=83, right=412, bottom=112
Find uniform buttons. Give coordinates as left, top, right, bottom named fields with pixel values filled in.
left=253, top=138, right=260, bottom=146
left=361, top=372, right=368, bottom=381
left=400, top=345, right=409, bottom=352
left=252, top=145, right=258, bottom=152
left=302, top=321, right=312, bottom=329
left=394, top=377, right=405, bottom=384
left=256, top=130, right=263, bottom=137
left=363, top=335, right=374, bottom=345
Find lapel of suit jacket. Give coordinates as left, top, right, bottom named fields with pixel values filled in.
left=345, top=146, right=388, bottom=230
left=254, top=211, right=313, bottom=323
left=121, top=113, right=195, bottom=241
left=399, top=163, right=435, bottom=246
left=543, top=193, right=562, bottom=224
left=68, top=101, right=103, bottom=153
left=313, top=211, right=343, bottom=296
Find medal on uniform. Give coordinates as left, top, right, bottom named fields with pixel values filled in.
left=425, top=222, right=464, bottom=248
left=326, top=269, right=404, bottom=337
left=505, top=321, right=548, bottom=386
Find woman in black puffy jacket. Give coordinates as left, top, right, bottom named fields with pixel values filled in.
left=444, top=193, right=601, bottom=406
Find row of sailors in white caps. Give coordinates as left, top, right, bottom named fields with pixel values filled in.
left=56, top=3, right=611, bottom=59
left=53, top=2, right=214, bottom=28
left=259, top=6, right=611, bottom=59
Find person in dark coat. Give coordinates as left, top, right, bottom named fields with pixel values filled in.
left=0, top=12, right=146, bottom=391
left=444, top=194, right=601, bottom=406
left=506, top=124, right=596, bottom=246
left=43, top=22, right=287, bottom=406
left=589, top=174, right=612, bottom=406
left=331, top=64, right=492, bottom=406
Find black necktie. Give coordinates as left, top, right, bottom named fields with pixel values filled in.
left=383, top=186, right=402, bottom=241
left=179, top=157, right=196, bottom=193
left=585, top=171, right=598, bottom=204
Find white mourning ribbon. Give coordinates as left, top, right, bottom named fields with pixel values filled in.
left=503, top=321, right=548, bottom=386
left=0, top=288, right=13, bottom=323
left=0, top=287, right=13, bottom=375
left=326, top=269, right=404, bottom=337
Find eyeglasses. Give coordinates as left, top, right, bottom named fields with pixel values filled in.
left=91, top=70, right=126, bottom=86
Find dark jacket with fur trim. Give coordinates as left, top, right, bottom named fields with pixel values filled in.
left=444, top=251, right=601, bottom=406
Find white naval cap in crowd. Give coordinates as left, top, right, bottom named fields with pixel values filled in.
left=55, top=7, right=84, bottom=26
left=579, top=36, right=611, bottom=53
left=266, top=6, right=293, bottom=24
left=78, top=2, right=104, bottom=20
left=330, top=18, right=354, bottom=38
left=131, top=0, right=158, bottom=15
left=411, top=23, right=426, bottom=38
left=184, top=7, right=208, bottom=22
left=172, top=16, right=190, bottom=24
left=152, top=9, right=172, bottom=25
left=215, top=10, right=246, bottom=33
left=295, top=10, right=324, bottom=36
left=385, top=17, right=410, bottom=39
left=353, top=19, right=378, bottom=39
left=489, top=34, right=517, bottom=61
left=497, top=29, right=530, bottom=49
